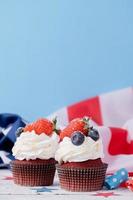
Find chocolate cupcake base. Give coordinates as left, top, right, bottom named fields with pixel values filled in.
left=10, top=159, right=56, bottom=186
left=56, top=163, right=108, bottom=192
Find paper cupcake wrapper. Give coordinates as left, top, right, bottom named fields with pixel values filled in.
left=10, top=160, right=56, bottom=186
left=56, top=163, right=108, bottom=192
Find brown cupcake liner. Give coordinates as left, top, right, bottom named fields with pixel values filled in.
left=56, top=163, right=108, bottom=192
left=10, top=160, right=56, bottom=186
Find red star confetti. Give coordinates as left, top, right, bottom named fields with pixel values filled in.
left=93, top=192, right=120, bottom=198
left=3, top=176, right=13, bottom=180
left=126, top=179, right=133, bottom=191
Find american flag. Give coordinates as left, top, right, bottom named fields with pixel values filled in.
left=0, top=114, right=26, bottom=168
left=48, top=87, right=133, bottom=174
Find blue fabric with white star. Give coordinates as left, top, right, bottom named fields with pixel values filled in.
left=0, top=113, right=26, bottom=168
left=104, top=168, right=129, bottom=189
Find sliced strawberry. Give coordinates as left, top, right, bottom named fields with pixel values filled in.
left=24, top=123, right=35, bottom=132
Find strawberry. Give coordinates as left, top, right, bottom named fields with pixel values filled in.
left=24, top=118, right=59, bottom=135
left=24, top=123, right=35, bottom=132
left=34, top=118, right=54, bottom=135
left=60, top=116, right=90, bottom=140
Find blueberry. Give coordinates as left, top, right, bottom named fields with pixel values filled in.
left=88, top=128, right=99, bottom=141
left=71, top=131, right=85, bottom=146
left=16, top=127, right=24, bottom=137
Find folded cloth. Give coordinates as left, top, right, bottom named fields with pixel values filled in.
left=0, top=113, right=26, bottom=167
left=104, top=168, right=129, bottom=189
left=48, top=87, right=133, bottom=174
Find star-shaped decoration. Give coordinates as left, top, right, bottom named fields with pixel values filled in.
left=92, top=192, right=120, bottom=198
left=32, top=187, right=58, bottom=193
left=2, top=176, right=13, bottom=180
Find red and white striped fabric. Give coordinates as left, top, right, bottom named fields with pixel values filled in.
left=49, top=87, right=133, bottom=174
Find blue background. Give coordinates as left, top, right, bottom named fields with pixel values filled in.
left=0, top=0, right=132, bottom=121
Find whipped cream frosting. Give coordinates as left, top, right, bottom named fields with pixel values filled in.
left=55, top=136, right=104, bottom=164
left=12, top=130, right=59, bottom=160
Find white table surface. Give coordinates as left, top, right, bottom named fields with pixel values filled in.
left=0, top=169, right=133, bottom=200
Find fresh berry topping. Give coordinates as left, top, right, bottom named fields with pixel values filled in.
left=88, top=128, right=99, bottom=141
left=71, top=131, right=85, bottom=146
left=24, top=123, right=35, bottom=132
left=16, top=127, right=24, bottom=137
left=24, top=118, right=59, bottom=135
left=34, top=118, right=53, bottom=135
left=60, top=116, right=90, bottom=140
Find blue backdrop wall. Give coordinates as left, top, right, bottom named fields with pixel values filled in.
left=0, top=0, right=133, bottom=121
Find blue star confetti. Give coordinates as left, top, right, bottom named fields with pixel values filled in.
left=31, top=187, right=58, bottom=193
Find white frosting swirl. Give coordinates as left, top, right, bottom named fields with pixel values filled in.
left=12, top=130, right=59, bottom=160
left=55, top=136, right=104, bottom=164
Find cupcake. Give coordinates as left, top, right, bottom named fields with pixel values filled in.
left=11, top=118, right=59, bottom=186
left=55, top=117, right=108, bottom=192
